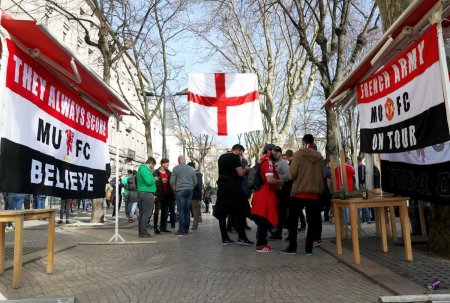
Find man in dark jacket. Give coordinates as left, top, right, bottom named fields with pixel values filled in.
left=282, top=134, right=325, bottom=255
left=188, top=162, right=203, bottom=230
left=153, top=158, right=174, bottom=233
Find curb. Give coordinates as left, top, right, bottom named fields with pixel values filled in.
left=318, top=239, right=428, bottom=296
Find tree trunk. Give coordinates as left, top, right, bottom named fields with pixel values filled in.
left=376, top=0, right=412, bottom=32
left=325, top=107, right=339, bottom=159
left=377, top=0, right=450, bottom=256
left=90, top=198, right=105, bottom=223
left=145, top=119, right=153, bottom=157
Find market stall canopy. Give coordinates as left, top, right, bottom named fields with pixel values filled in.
left=323, top=0, right=448, bottom=109
left=0, top=10, right=130, bottom=117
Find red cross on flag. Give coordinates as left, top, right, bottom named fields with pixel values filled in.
left=188, top=73, right=263, bottom=136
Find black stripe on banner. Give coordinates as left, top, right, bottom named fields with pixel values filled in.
left=360, top=102, right=450, bottom=153
left=0, top=138, right=107, bottom=199
left=381, top=159, right=450, bottom=204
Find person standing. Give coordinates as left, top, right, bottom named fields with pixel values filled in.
left=203, top=183, right=213, bottom=214
left=58, top=197, right=71, bottom=225
left=137, top=157, right=157, bottom=238
left=6, top=193, right=26, bottom=230
left=153, top=158, right=174, bottom=233
left=282, top=134, right=324, bottom=255
left=170, top=156, right=197, bottom=236
left=187, top=162, right=203, bottom=230
left=250, top=144, right=283, bottom=252
left=268, top=146, right=291, bottom=240
left=335, top=157, right=355, bottom=224
left=214, top=144, right=253, bottom=245
left=285, top=149, right=306, bottom=232
left=122, top=170, right=134, bottom=218
left=111, top=172, right=124, bottom=218
left=33, top=194, right=46, bottom=209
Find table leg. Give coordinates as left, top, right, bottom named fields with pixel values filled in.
left=47, top=212, right=55, bottom=273
left=0, top=222, right=4, bottom=274
left=12, top=216, right=24, bottom=289
left=385, top=208, right=392, bottom=238
left=349, top=204, right=360, bottom=264
left=379, top=207, right=388, bottom=252
left=389, top=206, right=398, bottom=241
left=334, top=203, right=342, bottom=255
left=399, top=204, right=413, bottom=262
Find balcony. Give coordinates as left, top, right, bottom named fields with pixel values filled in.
left=124, top=148, right=135, bottom=160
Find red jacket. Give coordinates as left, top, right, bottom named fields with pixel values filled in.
left=251, top=154, right=279, bottom=226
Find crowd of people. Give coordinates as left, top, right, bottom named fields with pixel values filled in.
left=214, top=134, right=331, bottom=255
left=107, top=156, right=212, bottom=238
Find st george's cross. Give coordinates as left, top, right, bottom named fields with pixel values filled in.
left=188, top=73, right=264, bottom=136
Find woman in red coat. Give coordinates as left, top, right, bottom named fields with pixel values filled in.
left=250, top=144, right=284, bottom=252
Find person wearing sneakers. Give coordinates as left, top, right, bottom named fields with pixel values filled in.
left=137, top=157, right=157, bottom=238
left=250, top=144, right=283, bottom=253
left=170, top=155, right=198, bottom=236
left=187, top=162, right=203, bottom=231
left=282, top=134, right=324, bottom=256
left=214, top=144, right=253, bottom=246
left=153, top=158, right=174, bottom=233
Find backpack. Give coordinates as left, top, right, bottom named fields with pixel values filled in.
left=125, top=176, right=137, bottom=192
left=247, top=159, right=267, bottom=192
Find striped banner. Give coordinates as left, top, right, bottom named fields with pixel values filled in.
left=357, top=24, right=450, bottom=153
left=0, top=38, right=109, bottom=198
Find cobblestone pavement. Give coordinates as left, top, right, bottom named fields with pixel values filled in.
left=0, top=213, right=393, bottom=303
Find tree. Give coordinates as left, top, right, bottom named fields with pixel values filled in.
left=119, top=0, right=187, bottom=157
left=275, top=0, right=380, bottom=158
left=189, top=0, right=316, bottom=155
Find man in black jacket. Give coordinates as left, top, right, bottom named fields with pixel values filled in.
left=153, top=158, right=174, bottom=233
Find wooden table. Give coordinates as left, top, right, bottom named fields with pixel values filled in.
left=0, top=209, right=57, bottom=288
left=332, top=196, right=413, bottom=264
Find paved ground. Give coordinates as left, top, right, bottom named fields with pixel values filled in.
left=0, top=207, right=448, bottom=302
left=0, top=210, right=395, bottom=303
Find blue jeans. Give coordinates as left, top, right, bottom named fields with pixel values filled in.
left=7, top=194, right=26, bottom=227
left=175, top=189, right=193, bottom=234
left=361, top=208, right=371, bottom=222
left=34, top=196, right=46, bottom=209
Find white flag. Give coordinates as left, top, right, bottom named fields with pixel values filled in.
left=188, top=73, right=263, bottom=136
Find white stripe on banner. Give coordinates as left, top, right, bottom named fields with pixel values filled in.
left=381, top=142, right=450, bottom=165
left=0, top=88, right=108, bottom=170
left=359, top=62, right=444, bottom=129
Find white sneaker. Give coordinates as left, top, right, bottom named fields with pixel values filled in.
left=5, top=226, right=13, bottom=231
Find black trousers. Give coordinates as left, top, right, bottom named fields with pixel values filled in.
left=287, top=197, right=322, bottom=253
left=273, top=188, right=290, bottom=236
left=154, top=199, right=161, bottom=230
left=253, top=216, right=270, bottom=247
left=322, top=193, right=331, bottom=221
left=158, top=195, right=170, bottom=230
left=219, top=214, right=247, bottom=240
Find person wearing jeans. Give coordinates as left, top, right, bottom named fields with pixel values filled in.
left=170, top=155, right=197, bottom=236
left=58, top=198, right=71, bottom=224
left=175, top=189, right=193, bottom=234
left=137, top=157, right=157, bottom=238
left=6, top=193, right=26, bottom=229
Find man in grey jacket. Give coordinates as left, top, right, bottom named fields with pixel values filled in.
left=170, top=155, right=198, bottom=236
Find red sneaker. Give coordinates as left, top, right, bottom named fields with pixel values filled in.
left=256, top=245, right=274, bottom=253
